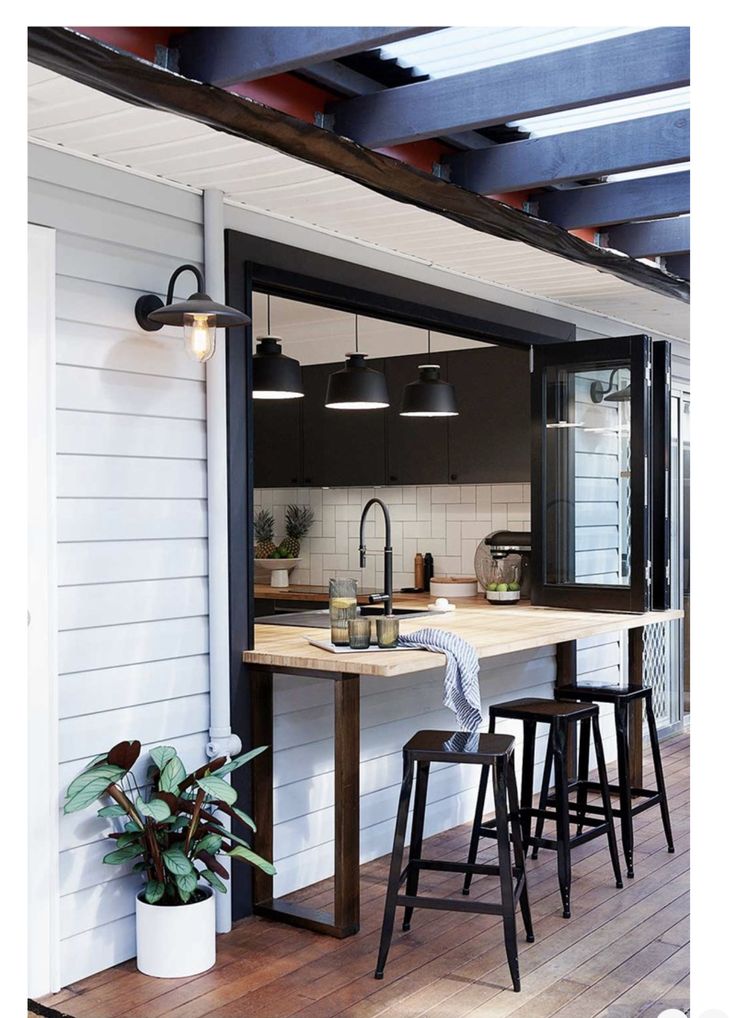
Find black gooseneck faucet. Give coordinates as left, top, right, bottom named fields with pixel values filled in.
left=359, top=498, right=393, bottom=616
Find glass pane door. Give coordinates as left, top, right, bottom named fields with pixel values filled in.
left=531, top=336, right=652, bottom=612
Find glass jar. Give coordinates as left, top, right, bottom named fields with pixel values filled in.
left=329, top=578, right=358, bottom=646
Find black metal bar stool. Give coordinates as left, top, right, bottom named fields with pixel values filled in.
left=553, top=684, right=675, bottom=878
left=464, top=698, right=622, bottom=919
left=375, top=730, right=534, bottom=993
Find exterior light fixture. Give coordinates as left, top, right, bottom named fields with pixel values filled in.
left=134, top=263, right=249, bottom=363
left=253, top=295, right=304, bottom=400
left=590, top=368, right=632, bottom=404
left=400, top=331, right=459, bottom=417
left=325, top=316, right=389, bottom=410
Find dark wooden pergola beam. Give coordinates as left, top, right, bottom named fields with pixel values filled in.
left=330, top=28, right=690, bottom=147
left=26, top=27, right=688, bottom=304
left=607, top=217, right=690, bottom=258
left=446, top=111, right=689, bottom=194
left=536, top=172, right=690, bottom=230
left=175, top=27, right=440, bottom=87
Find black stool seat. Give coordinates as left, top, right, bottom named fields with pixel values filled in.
left=375, top=730, right=533, bottom=992
left=488, top=697, right=598, bottom=722
left=556, top=683, right=651, bottom=703
left=405, top=729, right=515, bottom=764
left=553, top=684, right=675, bottom=878
left=465, top=697, right=623, bottom=919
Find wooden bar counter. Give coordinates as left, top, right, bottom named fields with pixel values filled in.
left=243, top=598, right=683, bottom=938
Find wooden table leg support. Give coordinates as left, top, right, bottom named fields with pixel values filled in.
left=250, top=668, right=361, bottom=938
left=627, top=627, right=645, bottom=788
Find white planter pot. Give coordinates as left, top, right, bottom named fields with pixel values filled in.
left=136, top=887, right=216, bottom=978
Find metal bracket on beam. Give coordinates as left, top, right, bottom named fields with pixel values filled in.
left=523, top=200, right=540, bottom=217
left=314, top=111, right=335, bottom=131
left=154, top=44, right=180, bottom=73
left=432, top=162, right=451, bottom=181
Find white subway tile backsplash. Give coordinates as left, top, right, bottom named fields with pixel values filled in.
left=256, top=480, right=530, bottom=593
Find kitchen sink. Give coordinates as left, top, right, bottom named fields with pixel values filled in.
left=255, top=606, right=432, bottom=629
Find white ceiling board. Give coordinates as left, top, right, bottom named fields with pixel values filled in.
left=27, top=66, right=689, bottom=343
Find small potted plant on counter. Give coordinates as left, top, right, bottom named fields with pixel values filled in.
left=63, top=740, right=275, bottom=978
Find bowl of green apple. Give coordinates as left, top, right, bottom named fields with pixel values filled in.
left=485, top=581, right=521, bottom=604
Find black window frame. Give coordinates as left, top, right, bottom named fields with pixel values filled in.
left=530, top=334, right=653, bottom=613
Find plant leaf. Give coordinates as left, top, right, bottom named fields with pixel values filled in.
left=124, top=820, right=141, bottom=833
left=200, top=868, right=227, bottom=893
left=64, top=766, right=126, bottom=813
left=114, top=832, right=144, bottom=848
left=136, top=796, right=171, bottom=822
left=231, top=807, right=256, bottom=832
left=196, top=775, right=237, bottom=805
left=175, top=871, right=199, bottom=903
left=144, top=880, right=165, bottom=904
left=195, top=833, right=223, bottom=856
left=150, top=746, right=177, bottom=773
left=97, top=804, right=127, bottom=818
left=162, top=847, right=194, bottom=877
left=66, top=763, right=125, bottom=801
left=103, top=844, right=143, bottom=865
left=159, top=755, right=187, bottom=794
left=212, top=746, right=267, bottom=777
left=227, top=844, right=276, bottom=875
left=107, top=740, right=141, bottom=772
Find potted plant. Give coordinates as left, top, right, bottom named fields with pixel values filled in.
left=63, top=740, right=275, bottom=978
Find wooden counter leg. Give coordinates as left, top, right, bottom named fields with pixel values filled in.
left=251, top=670, right=274, bottom=908
left=627, top=627, right=644, bottom=787
left=334, top=675, right=360, bottom=935
left=250, top=668, right=360, bottom=938
left=556, top=641, right=578, bottom=781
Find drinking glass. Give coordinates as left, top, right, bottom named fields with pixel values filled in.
left=376, top=615, right=400, bottom=649
left=348, top=617, right=371, bottom=650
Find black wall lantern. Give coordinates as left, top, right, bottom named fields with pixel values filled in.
left=590, top=367, right=632, bottom=404
left=252, top=295, right=304, bottom=400
left=135, top=263, right=249, bottom=363
left=325, top=316, right=389, bottom=410
left=400, top=331, right=459, bottom=417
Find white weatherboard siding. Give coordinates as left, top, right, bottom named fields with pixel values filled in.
left=29, top=142, right=211, bottom=987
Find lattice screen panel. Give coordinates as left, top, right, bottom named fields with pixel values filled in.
left=643, top=621, right=671, bottom=724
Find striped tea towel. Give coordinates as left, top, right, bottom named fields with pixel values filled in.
left=397, top=627, right=482, bottom=731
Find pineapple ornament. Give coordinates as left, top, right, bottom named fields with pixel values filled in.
left=254, top=508, right=277, bottom=559
left=278, top=504, right=315, bottom=558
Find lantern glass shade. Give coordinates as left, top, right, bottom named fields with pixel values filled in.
left=400, top=364, right=459, bottom=417
left=325, top=353, right=390, bottom=410
left=252, top=336, right=304, bottom=400
left=183, top=313, right=217, bottom=363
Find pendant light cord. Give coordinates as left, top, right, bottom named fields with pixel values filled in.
left=267, top=294, right=271, bottom=334
left=355, top=315, right=359, bottom=353
left=427, top=329, right=431, bottom=357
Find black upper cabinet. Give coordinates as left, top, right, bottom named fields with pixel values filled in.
left=446, top=346, right=531, bottom=483
left=253, top=398, right=302, bottom=488
left=301, top=361, right=387, bottom=487
left=385, top=354, right=450, bottom=485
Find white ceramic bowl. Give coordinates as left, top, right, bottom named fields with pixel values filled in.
left=255, top=558, right=302, bottom=587
left=486, top=589, right=521, bottom=604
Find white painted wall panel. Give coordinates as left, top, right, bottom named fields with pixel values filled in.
left=57, top=538, right=208, bottom=585
left=57, top=498, right=207, bottom=542
left=29, top=142, right=211, bottom=987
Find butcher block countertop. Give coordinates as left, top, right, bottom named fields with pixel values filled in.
left=243, top=601, right=684, bottom=678
left=253, top=583, right=439, bottom=604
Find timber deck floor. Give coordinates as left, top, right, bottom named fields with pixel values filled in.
left=37, top=732, right=689, bottom=1018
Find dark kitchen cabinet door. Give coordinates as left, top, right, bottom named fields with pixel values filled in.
left=253, top=398, right=302, bottom=488
left=447, top=346, right=531, bottom=483
left=385, top=353, right=449, bottom=485
left=301, top=362, right=388, bottom=487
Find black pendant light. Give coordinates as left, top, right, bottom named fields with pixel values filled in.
left=400, top=331, right=459, bottom=417
left=252, top=295, right=304, bottom=400
left=324, top=316, right=389, bottom=410
left=135, top=263, right=250, bottom=363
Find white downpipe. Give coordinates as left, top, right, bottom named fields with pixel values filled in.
left=203, top=188, right=241, bottom=934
